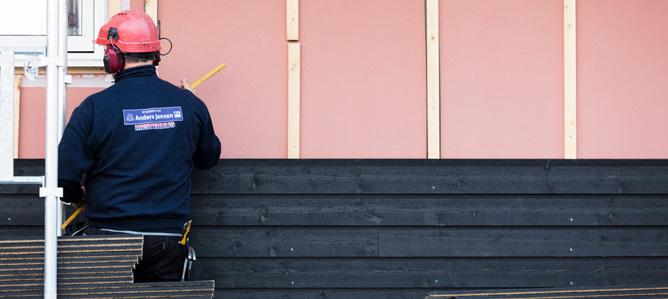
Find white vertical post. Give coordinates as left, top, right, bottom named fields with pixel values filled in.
left=426, top=0, right=441, bottom=159
left=564, top=0, right=577, bottom=159
left=0, top=50, right=15, bottom=181
left=57, top=0, right=69, bottom=237
left=287, top=43, right=301, bottom=159
left=44, top=0, right=61, bottom=296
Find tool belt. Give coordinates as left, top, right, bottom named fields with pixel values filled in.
left=70, top=219, right=197, bottom=282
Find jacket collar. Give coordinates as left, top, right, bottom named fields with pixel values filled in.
left=113, top=65, right=157, bottom=83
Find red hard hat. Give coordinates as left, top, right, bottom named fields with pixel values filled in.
left=96, top=10, right=160, bottom=53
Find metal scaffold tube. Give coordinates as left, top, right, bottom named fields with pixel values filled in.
left=44, top=0, right=63, bottom=297
left=57, top=0, right=68, bottom=237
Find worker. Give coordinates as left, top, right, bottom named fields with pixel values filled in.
left=58, top=10, right=221, bottom=282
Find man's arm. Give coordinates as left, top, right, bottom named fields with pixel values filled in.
left=192, top=100, right=221, bottom=170
left=58, top=105, right=95, bottom=203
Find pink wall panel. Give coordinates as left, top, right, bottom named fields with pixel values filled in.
left=440, top=0, right=563, bottom=158
left=158, top=0, right=287, bottom=158
left=578, top=0, right=668, bottom=158
left=300, top=0, right=427, bottom=158
left=130, top=0, right=144, bottom=11
left=19, top=87, right=101, bottom=158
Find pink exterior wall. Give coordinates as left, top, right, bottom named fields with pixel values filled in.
left=578, top=0, right=668, bottom=158
left=19, top=87, right=100, bottom=158
left=158, top=0, right=288, bottom=158
left=130, top=0, right=144, bottom=11
left=440, top=0, right=564, bottom=158
left=13, top=1, right=668, bottom=159
left=300, top=0, right=427, bottom=158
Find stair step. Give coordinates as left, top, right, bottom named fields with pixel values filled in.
left=0, top=280, right=215, bottom=299
left=0, top=236, right=214, bottom=298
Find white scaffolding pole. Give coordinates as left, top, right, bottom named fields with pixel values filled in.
left=57, top=0, right=69, bottom=237
left=43, top=0, right=62, bottom=296
left=0, top=50, right=15, bottom=181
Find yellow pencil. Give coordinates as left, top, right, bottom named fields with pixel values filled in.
left=190, top=63, right=226, bottom=90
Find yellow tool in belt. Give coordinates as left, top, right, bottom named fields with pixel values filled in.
left=61, top=202, right=86, bottom=231
left=180, top=220, right=192, bottom=246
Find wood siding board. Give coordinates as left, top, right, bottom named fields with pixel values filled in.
left=190, top=228, right=378, bottom=258
left=216, top=289, right=432, bottom=299
left=4, top=160, right=668, bottom=297
left=188, top=161, right=668, bottom=194
left=192, top=257, right=668, bottom=289
left=378, top=228, right=668, bottom=257
left=186, top=227, right=668, bottom=258
left=188, top=195, right=668, bottom=227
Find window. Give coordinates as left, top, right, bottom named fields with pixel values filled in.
left=0, top=0, right=106, bottom=66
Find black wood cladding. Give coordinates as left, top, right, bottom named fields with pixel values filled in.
left=3, top=159, right=668, bottom=299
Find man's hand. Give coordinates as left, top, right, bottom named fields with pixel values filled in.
left=180, top=78, right=194, bottom=92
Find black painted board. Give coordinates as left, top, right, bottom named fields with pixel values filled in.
left=215, top=288, right=433, bottom=299
left=9, top=160, right=668, bottom=195
left=426, top=285, right=668, bottom=299
left=5, top=194, right=668, bottom=227
left=0, top=195, right=43, bottom=225
left=0, top=226, right=43, bottom=237
left=190, top=227, right=378, bottom=258
left=191, top=257, right=668, bottom=289
left=378, top=227, right=668, bottom=257
left=187, top=160, right=668, bottom=195
left=187, top=227, right=668, bottom=258
left=189, top=195, right=668, bottom=227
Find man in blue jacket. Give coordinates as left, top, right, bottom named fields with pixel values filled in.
left=58, top=10, right=221, bottom=282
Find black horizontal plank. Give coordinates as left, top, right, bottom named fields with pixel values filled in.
left=189, top=227, right=668, bottom=258
left=190, top=228, right=377, bottom=258
left=215, top=288, right=432, bottom=299
left=5, top=194, right=668, bottom=227
left=190, top=195, right=668, bottom=226
left=191, top=257, right=668, bottom=289
left=0, top=226, right=43, bottom=237
left=378, top=228, right=668, bottom=257
left=188, top=160, right=668, bottom=194
left=11, top=159, right=668, bottom=195
left=426, top=286, right=668, bottom=299
left=0, top=195, right=43, bottom=225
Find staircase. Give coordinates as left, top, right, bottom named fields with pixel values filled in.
left=0, top=235, right=215, bottom=298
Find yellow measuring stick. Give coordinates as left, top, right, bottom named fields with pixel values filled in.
left=190, top=63, right=226, bottom=90
left=61, top=203, right=86, bottom=231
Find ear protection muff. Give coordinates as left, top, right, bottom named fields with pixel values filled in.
left=103, top=44, right=125, bottom=74
left=103, top=27, right=125, bottom=74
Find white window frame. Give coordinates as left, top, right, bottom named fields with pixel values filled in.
left=0, top=0, right=106, bottom=67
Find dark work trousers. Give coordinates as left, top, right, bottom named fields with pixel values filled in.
left=83, top=226, right=188, bottom=282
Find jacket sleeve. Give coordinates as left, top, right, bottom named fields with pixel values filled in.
left=58, top=104, right=95, bottom=203
left=192, top=100, right=221, bottom=170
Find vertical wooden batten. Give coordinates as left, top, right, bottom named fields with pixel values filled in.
left=287, top=43, right=301, bottom=159
left=287, top=0, right=301, bottom=158
left=564, top=0, right=577, bottom=159
left=287, top=0, right=299, bottom=41
left=145, top=0, right=159, bottom=25
left=13, top=76, right=21, bottom=159
left=426, top=0, right=441, bottom=159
